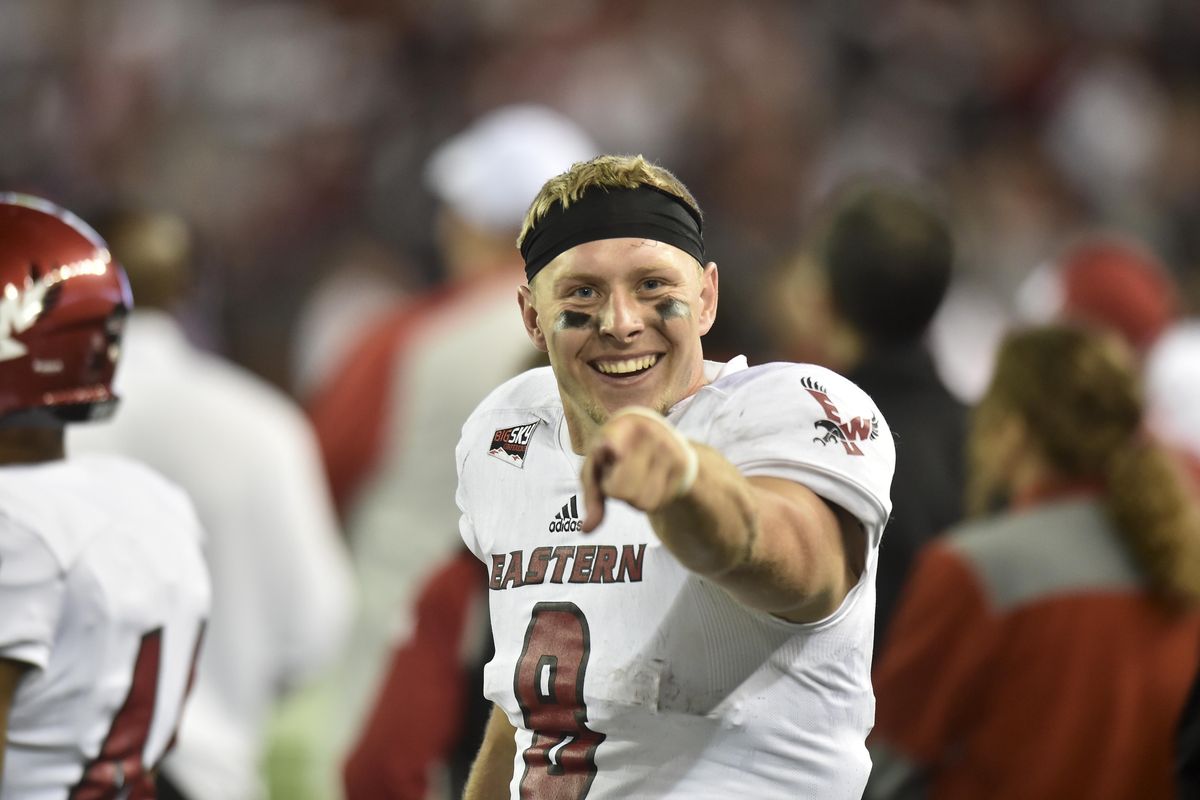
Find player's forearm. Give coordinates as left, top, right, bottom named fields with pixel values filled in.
left=463, top=705, right=517, bottom=800
left=650, top=451, right=850, bottom=621
left=648, top=443, right=758, bottom=576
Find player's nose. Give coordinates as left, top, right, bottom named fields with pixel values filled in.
left=597, top=290, right=645, bottom=341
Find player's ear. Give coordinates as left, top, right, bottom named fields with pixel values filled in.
left=697, top=262, right=719, bottom=336
left=518, top=284, right=548, bottom=352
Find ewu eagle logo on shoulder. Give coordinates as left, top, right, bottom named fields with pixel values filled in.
left=489, top=421, right=540, bottom=468
left=801, top=376, right=878, bottom=457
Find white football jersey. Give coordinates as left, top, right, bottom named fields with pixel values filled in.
left=0, top=454, right=210, bottom=800
left=456, top=357, right=895, bottom=799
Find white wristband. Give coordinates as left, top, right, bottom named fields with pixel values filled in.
left=611, top=406, right=699, bottom=499
left=675, top=438, right=700, bottom=498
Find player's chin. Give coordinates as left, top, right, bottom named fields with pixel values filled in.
left=589, top=379, right=671, bottom=419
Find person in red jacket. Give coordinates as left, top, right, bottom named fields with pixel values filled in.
left=867, top=324, right=1200, bottom=800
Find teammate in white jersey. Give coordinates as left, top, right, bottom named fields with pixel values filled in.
left=457, top=156, right=896, bottom=799
left=0, top=194, right=210, bottom=799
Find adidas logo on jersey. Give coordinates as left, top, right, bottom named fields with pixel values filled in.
left=549, top=495, right=583, bottom=533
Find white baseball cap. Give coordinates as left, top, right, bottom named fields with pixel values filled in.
left=424, top=104, right=599, bottom=234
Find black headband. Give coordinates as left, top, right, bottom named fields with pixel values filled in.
left=520, top=185, right=705, bottom=282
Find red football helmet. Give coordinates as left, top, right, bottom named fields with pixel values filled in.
left=0, top=193, right=132, bottom=426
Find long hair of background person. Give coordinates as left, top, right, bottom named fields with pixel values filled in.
left=969, top=324, right=1200, bottom=607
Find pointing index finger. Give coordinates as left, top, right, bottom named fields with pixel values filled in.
left=581, top=441, right=615, bottom=533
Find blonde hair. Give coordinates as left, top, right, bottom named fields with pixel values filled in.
left=970, top=325, right=1200, bottom=604
left=516, top=154, right=701, bottom=249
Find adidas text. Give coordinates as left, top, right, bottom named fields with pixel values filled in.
left=549, top=495, right=582, bottom=533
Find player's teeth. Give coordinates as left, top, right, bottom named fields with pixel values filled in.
left=597, top=355, right=657, bottom=374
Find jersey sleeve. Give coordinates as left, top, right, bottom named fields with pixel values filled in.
left=0, top=518, right=66, bottom=671
left=455, top=428, right=484, bottom=563
left=710, top=364, right=895, bottom=541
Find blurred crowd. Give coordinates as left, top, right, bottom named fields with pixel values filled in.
left=2, top=0, right=1198, bottom=391
left=4, top=0, right=1200, bottom=798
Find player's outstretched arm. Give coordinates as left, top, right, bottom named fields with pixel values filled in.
left=581, top=408, right=862, bottom=624
left=463, top=704, right=517, bottom=800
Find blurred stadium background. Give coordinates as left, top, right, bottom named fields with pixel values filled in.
left=3, top=0, right=1198, bottom=400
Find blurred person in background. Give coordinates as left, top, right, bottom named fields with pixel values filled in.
left=341, top=355, right=556, bottom=800
left=0, top=194, right=210, bottom=798
left=301, top=104, right=597, bottom=797
left=1033, top=235, right=1181, bottom=359
left=69, top=208, right=354, bottom=800
left=809, top=180, right=966, bottom=654
left=341, top=544, right=491, bottom=800
left=867, top=324, right=1200, bottom=800
left=290, top=235, right=414, bottom=401
left=1023, top=235, right=1200, bottom=797
left=1179, top=650, right=1200, bottom=797
left=1018, top=232, right=1200, bottom=482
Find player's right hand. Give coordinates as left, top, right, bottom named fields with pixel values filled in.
left=579, top=406, right=698, bottom=532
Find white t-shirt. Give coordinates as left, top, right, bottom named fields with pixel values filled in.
left=0, top=454, right=211, bottom=800
left=456, top=357, right=895, bottom=800
left=70, top=311, right=353, bottom=800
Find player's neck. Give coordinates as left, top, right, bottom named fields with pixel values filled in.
left=0, top=427, right=66, bottom=465
left=562, top=405, right=598, bottom=455
left=561, top=374, right=712, bottom=455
